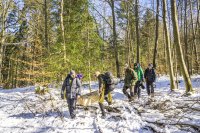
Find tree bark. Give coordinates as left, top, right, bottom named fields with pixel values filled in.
left=0, top=0, right=11, bottom=86
left=147, top=28, right=150, bottom=63
left=101, top=2, right=106, bottom=72
left=44, top=0, right=49, bottom=50
left=0, top=26, right=5, bottom=86
left=110, top=0, right=120, bottom=77
left=163, top=0, right=176, bottom=90
left=60, top=0, right=67, bottom=63
left=87, top=12, right=92, bottom=92
left=153, top=0, right=159, bottom=68
left=189, top=0, right=199, bottom=74
left=170, top=0, right=194, bottom=93
left=195, top=0, right=200, bottom=73
left=184, top=0, right=190, bottom=74
left=126, top=1, right=131, bottom=64
left=135, top=0, right=140, bottom=63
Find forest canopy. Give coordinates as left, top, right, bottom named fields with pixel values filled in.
left=0, top=0, right=199, bottom=90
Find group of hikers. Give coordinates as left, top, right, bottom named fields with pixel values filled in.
left=61, top=63, right=156, bottom=119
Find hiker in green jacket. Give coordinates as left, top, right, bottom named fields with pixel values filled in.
left=134, top=63, right=145, bottom=99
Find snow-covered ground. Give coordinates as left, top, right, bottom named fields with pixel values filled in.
left=0, top=75, right=200, bottom=133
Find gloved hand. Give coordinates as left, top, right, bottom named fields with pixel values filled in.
left=61, top=94, right=64, bottom=99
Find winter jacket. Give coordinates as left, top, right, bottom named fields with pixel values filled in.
left=134, top=66, right=144, bottom=81
left=98, top=74, right=115, bottom=92
left=124, top=68, right=138, bottom=87
left=61, top=74, right=81, bottom=99
left=144, top=68, right=156, bottom=83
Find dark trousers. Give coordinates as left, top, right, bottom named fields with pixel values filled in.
left=146, top=82, right=154, bottom=95
left=123, top=86, right=134, bottom=99
left=67, top=98, right=77, bottom=118
left=134, top=81, right=145, bottom=98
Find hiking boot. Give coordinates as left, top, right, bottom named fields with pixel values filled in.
left=101, top=113, right=106, bottom=119
left=105, top=97, right=112, bottom=105
left=71, top=115, right=76, bottom=119
left=128, top=98, right=133, bottom=102
left=133, top=95, right=137, bottom=99
left=128, top=97, right=134, bottom=102
left=108, top=102, right=112, bottom=105
left=151, top=93, right=154, bottom=98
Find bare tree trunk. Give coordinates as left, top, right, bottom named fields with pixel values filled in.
left=147, top=28, right=150, bottom=63
left=87, top=13, right=92, bottom=92
left=195, top=0, right=200, bottom=73
left=101, top=1, right=106, bottom=72
left=60, top=0, right=67, bottom=63
left=126, top=1, right=131, bottom=65
left=163, top=0, right=176, bottom=90
left=170, top=0, right=194, bottom=93
left=130, top=23, right=135, bottom=63
left=0, top=0, right=11, bottom=86
left=163, top=27, right=167, bottom=74
left=135, top=0, right=140, bottom=63
left=31, top=44, right=35, bottom=85
left=189, top=0, right=199, bottom=74
left=0, top=28, right=5, bottom=86
left=11, top=58, right=15, bottom=88
left=130, top=0, right=136, bottom=63
left=124, top=1, right=129, bottom=63
left=87, top=29, right=91, bottom=92
left=14, top=57, right=19, bottom=88
left=110, top=0, right=120, bottom=77
left=153, top=0, right=159, bottom=68
left=184, top=0, right=190, bottom=74
left=44, top=0, right=49, bottom=50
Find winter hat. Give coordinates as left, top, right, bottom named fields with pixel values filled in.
left=77, top=74, right=83, bottom=79
left=148, top=63, right=153, bottom=67
left=124, top=63, right=129, bottom=69
left=70, top=70, right=76, bottom=75
left=134, top=63, right=138, bottom=68
left=94, top=71, right=100, bottom=77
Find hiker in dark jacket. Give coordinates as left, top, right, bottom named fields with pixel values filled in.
left=144, top=64, right=156, bottom=97
left=94, top=71, right=114, bottom=118
left=61, top=70, right=81, bottom=119
left=123, top=64, right=138, bottom=101
left=134, top=63, right=145, bottom=99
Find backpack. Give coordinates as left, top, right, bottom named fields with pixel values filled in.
left=102, top=72, right=115, bottom=91
left=103, top=72, right=114, bottom=85
left=132, top=70, right=138, bottom=80
left=127, top=68, right=137, bottom=81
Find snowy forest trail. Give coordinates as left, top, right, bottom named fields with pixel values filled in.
left=0, top=76, right=200, bottom=133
